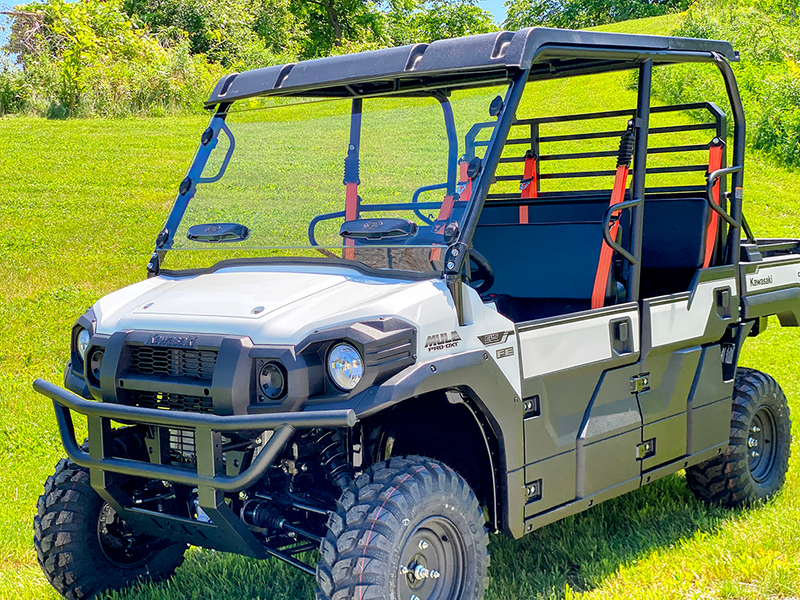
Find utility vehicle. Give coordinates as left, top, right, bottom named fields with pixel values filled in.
left=34, top=27, right=794, bottom=600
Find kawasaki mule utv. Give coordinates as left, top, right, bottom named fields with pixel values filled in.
left=34, top=26, right=794, bottom=600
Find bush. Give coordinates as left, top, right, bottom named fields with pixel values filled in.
left=4, top=0, right=224, bottom=117
left=652, top=0, right=800, bottom=167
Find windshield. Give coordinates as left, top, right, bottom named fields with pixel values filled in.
left=163, top=85, right=508, bottom=274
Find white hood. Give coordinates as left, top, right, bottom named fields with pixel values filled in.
left=93, top=264, right=456, bottom=345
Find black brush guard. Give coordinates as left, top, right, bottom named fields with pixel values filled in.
left=34, top=378, right=357, bottom=562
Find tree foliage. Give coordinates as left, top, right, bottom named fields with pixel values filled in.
left=0, top=0, right=496, bottom=116
left=504, top=0, right=690, bottom=29
left=652, top=0, right=800, bottom=166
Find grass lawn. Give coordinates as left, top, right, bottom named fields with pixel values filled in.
left=2, top=13, right=800, bottom=600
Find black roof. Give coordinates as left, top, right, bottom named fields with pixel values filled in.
left=206, top=27, right=737, bottom=107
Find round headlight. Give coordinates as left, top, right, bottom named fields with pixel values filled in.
left=77, top=329, right=91, bottom=361
left=327, top=343, right=363, bottom=391
left=259, top=362, right=286, bottom=400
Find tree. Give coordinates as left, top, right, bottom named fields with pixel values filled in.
left=504, top=0, right=691, bottom=30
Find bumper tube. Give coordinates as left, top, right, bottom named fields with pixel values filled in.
left=34, top=378, right=357, bottom=492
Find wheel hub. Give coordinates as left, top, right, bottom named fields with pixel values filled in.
left=748, top=406, right=777, bottom=483
left=397, top=517, right=465, bottom=600
left=97, top=503, right=158, bottom=567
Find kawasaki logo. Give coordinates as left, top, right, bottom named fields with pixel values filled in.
left=749, top=275, right=773, bottom=287
left=424, top=331, right=462, bottom=352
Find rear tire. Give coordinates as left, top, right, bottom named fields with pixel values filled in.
left=34, top=457, right=186, bottom=599
left=686, top=367, right=792, bottom=507
left=317, top=455, right=490, bottom=600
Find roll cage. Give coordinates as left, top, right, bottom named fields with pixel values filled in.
left=152, top=28, right=746, bottom=327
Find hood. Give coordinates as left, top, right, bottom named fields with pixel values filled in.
left=94, top=264, right=447, bottom=345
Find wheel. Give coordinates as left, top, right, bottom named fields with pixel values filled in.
left=686, top=367, right=792, bottom=507
left=317, top=455, right=490, bottom=600
left=34, top=457, right=186, bottom=599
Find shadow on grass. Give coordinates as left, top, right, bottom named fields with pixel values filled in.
left=103, top=473, right=736, bottom=600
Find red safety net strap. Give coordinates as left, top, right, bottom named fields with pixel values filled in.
left=591, top=164, right=630, bottom=310
left=518, top=150, right=538, bottom=224
left=702, top=141, right=725, bottom=269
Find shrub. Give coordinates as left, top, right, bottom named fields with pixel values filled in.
left=5, top=0, right=224, bottom=117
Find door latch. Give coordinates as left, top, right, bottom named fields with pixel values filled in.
left=636, top=439, right=656, bottom=460
left=630, top=373, right=650, bottom=394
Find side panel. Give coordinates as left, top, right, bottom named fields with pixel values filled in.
left=519, top=304, right=641, bottom=516
left=638, top=267, right=737, bottom=469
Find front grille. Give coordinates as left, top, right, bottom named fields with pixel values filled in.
left=169, top=429, right=197, bottom=465
left=129, top=346, right=217, bottom=380
left=132, top=390, right=213, bottom=413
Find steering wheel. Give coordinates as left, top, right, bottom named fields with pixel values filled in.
left=468, top=248, right=495, bottom=295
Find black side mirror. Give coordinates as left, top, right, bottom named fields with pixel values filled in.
left=187, top=223, right=250, bottom=243
left=340, top=218, right=417, bottom=240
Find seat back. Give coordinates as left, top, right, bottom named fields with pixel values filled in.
left=639, top=196, right=711, bottom=298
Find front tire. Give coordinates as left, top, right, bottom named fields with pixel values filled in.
left=317, top=455, right=490, bottom=600
left=34, top=458, right=186, bottom=599
left=686, top=367, right=792, bottom=507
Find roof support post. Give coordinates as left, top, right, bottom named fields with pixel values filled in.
left=628, top=58, right=652, bottom=303
left=713, top=53, right=745, bottom=265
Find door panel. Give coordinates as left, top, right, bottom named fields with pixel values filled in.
left=638, top=269, right=738, bottom=470
left=519, top=303, right=642, bottom=512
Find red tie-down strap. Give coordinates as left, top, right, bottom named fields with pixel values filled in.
left=431, top=160, right=472, bottom=261
left=591, top=126, right=635, bottom=310
left=703, top=139, right=725, bottom=268
left=518, top=149, right=538, bottom=224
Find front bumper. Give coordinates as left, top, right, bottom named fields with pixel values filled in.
left=35, top=378, right=357, bottom=559
left=35, top=378, right=356, bottom=491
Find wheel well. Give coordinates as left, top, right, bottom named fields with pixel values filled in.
left=360, top=390, right=502, bottom=531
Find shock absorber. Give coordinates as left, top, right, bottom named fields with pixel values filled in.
left=316, top=429, right=354, bottom=490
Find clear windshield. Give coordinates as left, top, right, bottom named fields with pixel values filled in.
left=165, top=85, right=508, bottom=273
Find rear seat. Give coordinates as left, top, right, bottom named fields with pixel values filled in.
left=639, top=196, right=711, bottom=298
left=472, top=200, right=625, bottom=322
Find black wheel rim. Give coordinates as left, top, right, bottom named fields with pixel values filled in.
left=748, top=405, right=778, bottom=483
left=97, top=503, right=159, bottom=568
left=397, top=516, right=466, bottom=600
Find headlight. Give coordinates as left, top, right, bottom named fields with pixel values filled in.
left=327, top=343, right=364, bottom=391
left=259, top=362, right=286, bottom=400
left=77, top=329, right=91, bottom=361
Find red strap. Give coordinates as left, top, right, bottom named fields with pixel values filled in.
left=702, top=141, right=725, bottom=268
left=431, top=161, right=471, bottom=262
left=591, top=164, right=629, bottom=309
left=344, top=182, right=358, bottom=260
left=518, top=151, right=538, bottom=224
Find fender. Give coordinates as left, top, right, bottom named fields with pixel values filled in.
left=353, top=350, right=526, bottom=538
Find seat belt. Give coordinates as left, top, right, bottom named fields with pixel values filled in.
left=343, top=100, right=362, bottom=260
left=518, top=149, right=538, bottom=224
left=591, top=126, right=636, bottom=310
left=702, top=138, right=725, bottom=268
left=431, top=159, right=471, bottom=261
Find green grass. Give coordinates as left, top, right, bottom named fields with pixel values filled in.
left=2, top=13, right=800, bottom=600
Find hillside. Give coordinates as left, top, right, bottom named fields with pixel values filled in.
left=0, top=13, right=798, bottom=600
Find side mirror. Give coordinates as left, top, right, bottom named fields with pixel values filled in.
left=340, top=218, right=417, bottom=240
left=187, top=222, right=250, bottom=243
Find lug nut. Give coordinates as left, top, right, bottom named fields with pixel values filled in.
left=748, top=437, right=758, bottom=448
left=418, top=540, right=429, bottom=550
left=751, top=450, right=760, bottom=458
